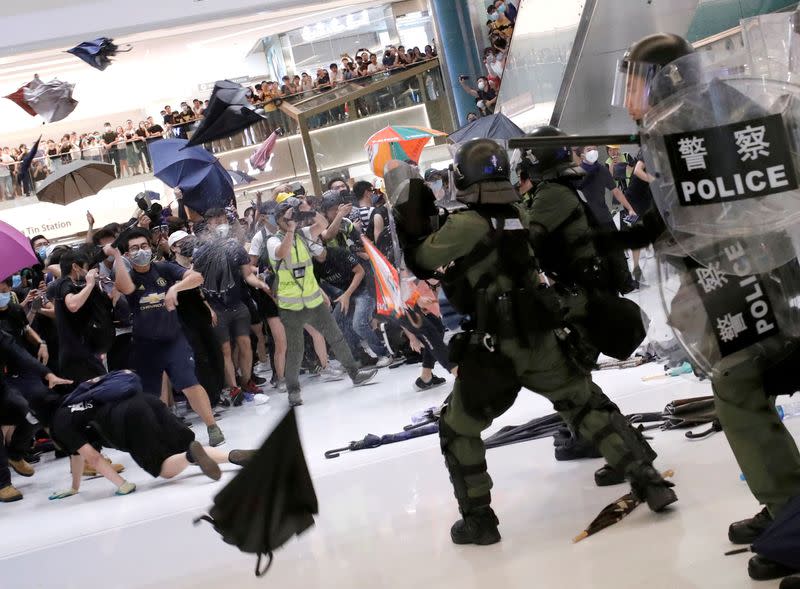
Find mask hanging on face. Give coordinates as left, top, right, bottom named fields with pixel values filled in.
left=130, top=249, right=152, bottom=266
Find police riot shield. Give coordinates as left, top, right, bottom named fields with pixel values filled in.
left=655, top=233, right=800, bottom=377
left=640, top=52, right=800, bottom=274
left=741, top=10, right=800, bottom=82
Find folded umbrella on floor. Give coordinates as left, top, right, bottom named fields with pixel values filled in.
left=195, top=409, right=317, bottom=577
left=324, top=423, right=439, bottom=459
left=150, top=138, right=234, bottom=215
left=34, top=160, right=116, bottom=205
left=185, top=80, right=264, bottom=148
left=484, top=413, right=566, bottom=449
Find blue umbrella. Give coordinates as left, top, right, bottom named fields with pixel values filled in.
left=753, top=495, right=800, bottom=570
left=16, top=136, right=41, bottom=187
left=149, top=139, right=233, bottom=216
left=448, top=113, right=525, bottom=144
left=227, top=169, right=257, bottom=186
left=66, top=37, right=131, bottom=71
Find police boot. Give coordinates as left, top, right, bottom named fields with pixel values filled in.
left=627, top=462, right=677, bottom=512
left=553, top=428, right=603, bottom=461
left=728, top=507, right=773, bottom=545
left=451, top=506, right=501, bottom=546
left=595, top=421, right=658, bottom=487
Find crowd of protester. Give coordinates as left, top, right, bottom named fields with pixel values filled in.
left=0, top=43, right=441, bottom=200
left=0, top=170, right=458, bottom=502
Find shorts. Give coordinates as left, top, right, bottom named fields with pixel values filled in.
left=252, top=287, right=279, bottom=320
left=133, top=335, right=200, bottom=395
left=212, top=302, right=251, bottom=343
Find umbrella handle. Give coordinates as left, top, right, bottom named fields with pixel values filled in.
left=255, top=552, right=275, bottom=577
left=324, top=446, right=352, bottom=459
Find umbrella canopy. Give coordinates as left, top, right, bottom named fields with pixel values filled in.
left=185, top=80, right=264, bottom=148
left=35, top=161, right=116, bottom=205
left=227, top=169, right=257, bottom=185
left=361, top=236, right=404, bottom=318
left=22, top=75, right=78, bottom=123
left=0, top=220, right=39, bottom=281
left=150, top=139, right=234, bottom=216
left=16, top=136, right=41, bottom=186
left=753, top=495, right=800, bottom=569
left=195, top=409, right=317, bottom=577
left=4, top=82, right=37, bottom=117
left=365, top=125, right=446, bottom=177
left=448, top=113, right=525, bottom=144
left=66, top=37, right=130, bottom=71
left=249, top=130, right=279, bottom=171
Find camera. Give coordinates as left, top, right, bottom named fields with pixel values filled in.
left=135, top=193, right=163, bottom=226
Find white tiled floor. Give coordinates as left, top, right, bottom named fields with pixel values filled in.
left=2, top=253, right=798, bottom=588
left=1, top=362, right=796, bottom=589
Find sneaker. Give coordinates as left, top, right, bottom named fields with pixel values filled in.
left=289, top=391, right=303, bottom=407
left=273, top=378, right=287, bottom=392
left=450, top=507, right=501, bottom=545
left=229, top=449, right=256, bottom=466
left=414, top=375, right=447, bottom=391
left=83, top=456, right=125, bottom=477
left=320, top=364, right=346, bottom=382
left=8, top=458, right=34, bottom=477
left=250, top=373, right=267, bottom=386
left=253, top=361, right=271, bottom=375
left=219, top=389, right=232, bottom=407
left=230, top=387, right=245, bottom=407
left=729, top=507, right=773, bottom=545
left=374, top=356, right=393, bottom=368
left=207, top=425, right=225, bottom=447
left=242, top=380, right=262, bottom=395
left=0, top=484, right=22, bottom=503
left=190, top=441, right=222, bottom=481
left=350, top=367, right=378, bottom=386
left=115, top=481, right=137, bottom=496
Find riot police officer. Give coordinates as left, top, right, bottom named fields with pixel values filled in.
left=391, top=139, right=676, bottom=546
left=612, top=32, right=800, bottom=582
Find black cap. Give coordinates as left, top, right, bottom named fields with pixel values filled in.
left=452, top=139, right=509, bottom=190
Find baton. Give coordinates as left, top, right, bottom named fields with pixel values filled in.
left=508, top=134, right=641, bottom=150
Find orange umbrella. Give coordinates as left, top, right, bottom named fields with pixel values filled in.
left=365, top=125, right=446, bottom=177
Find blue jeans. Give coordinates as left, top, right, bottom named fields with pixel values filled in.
left=327, top=287, right=388, bottom=357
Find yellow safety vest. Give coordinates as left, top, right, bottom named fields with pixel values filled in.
left=275, top=233, right=324, bottom=311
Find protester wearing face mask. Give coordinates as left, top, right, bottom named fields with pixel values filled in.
left=459, top=76, right=497, bottom=115
left=193, top=209, right=271, bottom=405
left=484, top=48, right=505, bottom=79
left=576, top=146, right=639, bottom=292
left=494, top=0, right=517, bottom=25
left=487, top=4, right=513, bottom=39
left=107, top=230, right=225, bottom=447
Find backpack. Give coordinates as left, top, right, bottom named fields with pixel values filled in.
left=61, top=370, right=142, bottom=407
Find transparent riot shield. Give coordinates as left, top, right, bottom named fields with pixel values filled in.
left=640, top=52, right=800, bottom=273
left=656, top=234, right=800, bottom=377
left=741, top=9, right=800, bottom=82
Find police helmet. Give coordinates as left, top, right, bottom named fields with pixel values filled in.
left=524, top=125, right=572, bottom=173
left=452, top=138, right=510, bottom=191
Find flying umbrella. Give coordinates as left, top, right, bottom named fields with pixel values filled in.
left=21, top=75, right=79, bottom=123
left=135, top=190, right=161, bottom=202
left=149, top=138, right=234, bottom=216
left=0, top=220, right=39, bottom=281
left=227, top=169, right=257, bottom=185
left=185, top=80, right=264, bottom=148
left=448, top=113, right=525, bottom=145
left=365, top=125, right=446, bottom=177
left=249, top=129, right=280, bottom=171
left=16, top=136, right=41, bottom=187
left=66, top=37, right=131, bottom=71
left=573, top=470, right=675, bottom=543
left=361, top=235, right=404, bottom=318
left=194, top=409, right=317, bottom=577
left=4, top=81, right=37, bottom=117
left=35, top=161, right=116, bottom=205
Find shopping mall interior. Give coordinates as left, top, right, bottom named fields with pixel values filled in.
left=2, top=1, right=800, bottom=588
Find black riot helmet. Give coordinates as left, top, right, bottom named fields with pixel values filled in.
left=523, top=125, right=572, bottom=173
left=452, top=138, right=510, bottom=191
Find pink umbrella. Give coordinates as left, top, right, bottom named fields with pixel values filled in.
left=249, top=130, right=279, bottom=171
left=0, top=220, right=38, bottom=280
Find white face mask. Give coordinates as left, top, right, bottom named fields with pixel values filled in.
left=216, top=224, right=230, bottom=238
left=585, top=150, right=599, bottom=164
left=478, top=81, right=486, bottom=90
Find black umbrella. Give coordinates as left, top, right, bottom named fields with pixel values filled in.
left=227, top=169, right=258, bottom=185
left=35, top=161, right=116, bottom=205
left=185, top=80, right=264, bottom=148
left=16, top=136, right=41, bottom=187
left=67, top=37, right=131, bottom=71
left=448, top=113, right=525, bottom=144
left=194, top=409, right=317, bottom=577
left=753, top=495, right=800, bottom=570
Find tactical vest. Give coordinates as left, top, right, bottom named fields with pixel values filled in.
left=274, top=233, right=324, bottom=311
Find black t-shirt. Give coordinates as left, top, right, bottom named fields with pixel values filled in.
left=52, top=278, right=94, bottom=358
left=126, top=262, right=186, bottom=340
left=163, top=113, right=174, bottom=125
left=197, top=240, right=249, bottom=309
left=578, top=163, right=616, bottom=227
left=51, top=401, right=101, bottom=454
left=177, top=287, right=212, bottom=330
left=102, top=131, right=117, bottom=146
left=0, top=303, right=28, bottom=345
left=146, top=125, right=164, bottom=140
left=624, top=150, right=653, bottom=214
left=313, top=247, right=364, bottom=293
